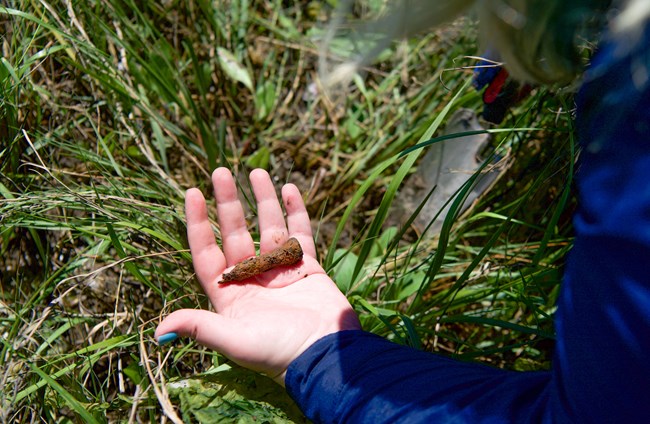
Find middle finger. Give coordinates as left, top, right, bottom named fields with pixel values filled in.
left=212, top=167, right=255, bottom=265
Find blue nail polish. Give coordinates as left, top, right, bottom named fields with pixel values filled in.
left=157, top=332, right=178, bottom=345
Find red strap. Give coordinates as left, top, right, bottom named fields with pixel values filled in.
left=483, top=68, right=509, bottom=104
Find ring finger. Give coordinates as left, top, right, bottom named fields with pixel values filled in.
left=250, top=169, right=288, bottom=254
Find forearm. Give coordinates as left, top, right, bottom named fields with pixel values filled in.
left=285, top=16, right=650, bottom=424
left=286, top=330, right=553, bottom=423
left=549, top=21, right=650, bottom=421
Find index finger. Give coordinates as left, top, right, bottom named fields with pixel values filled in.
left=186, top=188, right=227, bottom=287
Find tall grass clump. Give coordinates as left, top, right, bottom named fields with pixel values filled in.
left=2, top=0, right=576, bottom=422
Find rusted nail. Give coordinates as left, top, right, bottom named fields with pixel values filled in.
left=220, top=237, right=303, bottom=283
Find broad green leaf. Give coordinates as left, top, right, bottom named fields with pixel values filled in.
left=217, top=47, right=254, bottom=91
left=168, top=367, right=306, bottom=423
left=331, top=248, right=361, bottom=293
left=245, top=145, right=270, bottom=169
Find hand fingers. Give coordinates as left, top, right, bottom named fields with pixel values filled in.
left=186, top=188, right=227, bottom=287
left=212, top=167, right=255, bottom=265
left=250, top=169, right=288, bottom=254
left=282, top=183, right=317, bottom=258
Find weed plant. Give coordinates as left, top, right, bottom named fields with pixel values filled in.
left=1, top=1, right=575, bottom=422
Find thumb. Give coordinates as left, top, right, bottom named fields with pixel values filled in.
left=154, top=309, right=283, bottom=378
left=155, top=309, right=238, bottom=352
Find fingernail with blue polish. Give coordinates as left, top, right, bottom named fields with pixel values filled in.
left=157, top=332, right=178, bottom=345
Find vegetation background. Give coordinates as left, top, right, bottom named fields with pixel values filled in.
left=1, top=1, right=577, bottom=422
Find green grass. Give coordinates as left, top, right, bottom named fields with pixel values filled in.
left=1, top=1, right=576, bottom=422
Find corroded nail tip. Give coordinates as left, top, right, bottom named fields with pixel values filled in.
left=157, top=332, right=178, bottom=345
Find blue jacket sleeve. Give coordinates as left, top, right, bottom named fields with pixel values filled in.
left=286, top=330, right=555, bottom=423
left=550, top=21, right=650, bottom=423
left=286, top=23, right=650, bottom=424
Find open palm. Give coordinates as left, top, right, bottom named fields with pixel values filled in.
left=155, top=168, right=360, bottom=384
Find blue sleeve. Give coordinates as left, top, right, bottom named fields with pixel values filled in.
left=286, top=330, right=556, bottom=423
left=286, top=24, right=650, bottom=424
left=551, top=21, right=650, bottom=422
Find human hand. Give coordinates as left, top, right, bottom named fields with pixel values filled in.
left=155, top=168, right=361, bottom=385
